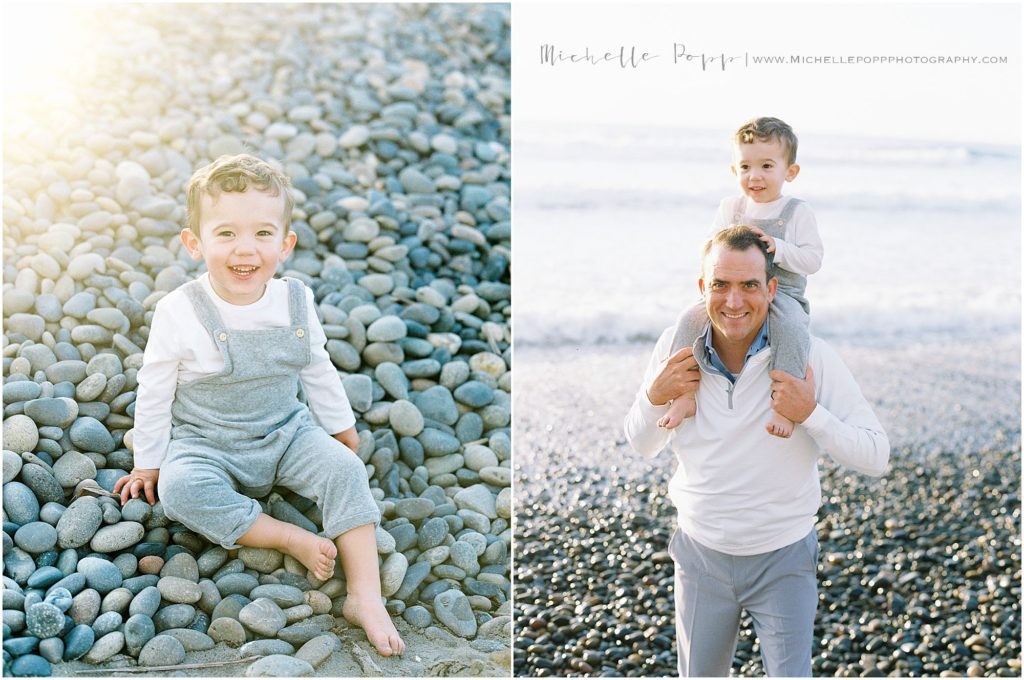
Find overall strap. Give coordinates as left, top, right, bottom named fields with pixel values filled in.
left=777, top=197, right=804, bottom=223
left=182, top=279, right=228, bottom=337
left=285, top=277, right=308, bottom=328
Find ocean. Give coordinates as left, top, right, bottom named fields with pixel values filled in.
left=514, top=121, right=1021, bottom=349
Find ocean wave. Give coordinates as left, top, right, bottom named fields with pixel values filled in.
left=515, top=308, right=1022, bottom=349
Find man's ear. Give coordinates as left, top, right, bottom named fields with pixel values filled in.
left=767, top=275, right=778, bottom=302
left=180, top=228, right=203, bottom=261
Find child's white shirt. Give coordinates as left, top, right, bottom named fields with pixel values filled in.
left=132, top=274, right=355, bottom=469
left=711, top=195, right=824, bottom=276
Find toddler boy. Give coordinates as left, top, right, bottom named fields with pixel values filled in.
left=113, top=154, right=404, bottom=656
left=659, top=117, right=823, bottom=437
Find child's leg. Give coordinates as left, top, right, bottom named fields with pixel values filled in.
left=336, top=524, right=405, bottom=657
left=158, top=455, right=339, bottom=580
left=766, top=294, right=811, bottom=439
left=658, top=395, right=696, bottom=429
left=236, top=514, right=337, bottom=582
left=657, top=300, right=709, bottom=427
left=275, top=427, right=402, bottom=656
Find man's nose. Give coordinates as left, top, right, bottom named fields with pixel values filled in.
left=724, top=288, right=744, bottom=308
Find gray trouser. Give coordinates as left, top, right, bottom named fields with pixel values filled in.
left=159, top=424, right=380, bottom=549
left=670, top=528, right=818, bottom=677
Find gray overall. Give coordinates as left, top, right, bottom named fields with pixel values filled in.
left=157, top=278, right=380, bottom=549
left=671, top=198, right=810, bottom=378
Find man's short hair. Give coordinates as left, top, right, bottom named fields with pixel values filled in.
left=734, top=117, right=798, bottom=166
left=702, top=225, right=775, bottom=282
left=185, top=154, right=294, bottom=236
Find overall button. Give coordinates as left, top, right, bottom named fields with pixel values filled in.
left=777, top=219, right=784, bottom=226
left=296, top=329, right=305, bottom=338
left=218, top=332, right=227, bottom=341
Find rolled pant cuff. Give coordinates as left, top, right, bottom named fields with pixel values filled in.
left=323, top=509, right=381, bottom=539
left=218, top=498, right=265, bottom=549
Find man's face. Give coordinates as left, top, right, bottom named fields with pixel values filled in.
left=731, top=138, right=799, bottom=204
left=699, top=244, right=777, bottom=350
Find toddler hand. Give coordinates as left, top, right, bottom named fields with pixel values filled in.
left=333, top=427, right=360, bottom=454
left=749, top=226, right=776, bottom=253
left=113, top=468, right=160, bottom=505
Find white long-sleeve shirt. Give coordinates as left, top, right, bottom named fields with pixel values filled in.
left=711, top=195, right=824, bottom=276
left=132, top=274, right=354, bottom=469
left=624, top=326, right=888, bottom=556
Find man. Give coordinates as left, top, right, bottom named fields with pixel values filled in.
left=623, top=226, right=889, bottom=676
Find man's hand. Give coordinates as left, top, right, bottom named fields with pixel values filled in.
left=749, top=226, right=777, bottom=253
left=769, top=365, right=817, bottom=423
left=333, top=427, right=360, bottom=454
left=647, top=346, right=701, bottom=406
left=113, top=468, right=160, bottom=505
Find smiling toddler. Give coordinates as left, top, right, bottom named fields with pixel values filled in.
left=659, top=118, right=824, bottom=437
left=113, top=154, right=404, bottom=656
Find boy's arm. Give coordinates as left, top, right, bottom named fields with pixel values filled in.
left=115, top=300, right=182, bottom=503
left=771, top=202, right=824, bottom=275
left=299, top=288, right=358, bottom=439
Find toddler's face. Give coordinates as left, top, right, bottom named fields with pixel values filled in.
left=731, top=139, right=800, bottom=204
left=181, top=189, right=296, bottom=305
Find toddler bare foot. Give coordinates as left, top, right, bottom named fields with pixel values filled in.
left=284, top=526, right=337, bottom=581
left=766, top=412, right=794, bottom=438
left=658, top=396, right=696, bottom=429
left=343, top=593, right=405, bottom=657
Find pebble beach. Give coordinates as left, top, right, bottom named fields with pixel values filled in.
left=3, top=3, right=510, bottom=676
left=513, top=337, right=1021, bottom=677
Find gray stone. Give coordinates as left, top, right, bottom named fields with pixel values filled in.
left=238, top=547, right=283, bottom=574
left=68, top=589, right=101, bottom=625
left=399, top=167, right=436, bottom=194
left=129, top=586, right=161, bottom=617
left=3, top=381, right=42, bottom=405
left=244, top=654, right=315, bottom=677
left=90, top=521, right=144, bottom=552
left=453, top=381, right=494, bottom=408
left=374, top=362, right=409, bottom=400
left=76, top=557, right=123, bottom=594
left=52, top=452, right=96, bottom=489
left=44, top=360, right=87, bottom=385
left=454, top=484, right=497, bottom=518
left=124, top=613, right=156, bottom=656
left=3, top=415, right=38, bottom=453
left=380, top=553, right=408, bottom=597
left=341, top=374, right=373, bottom=412
left=92, top=611, right=123, bottom=636
left=62, top=624, right=95, bottom=660
left=394, top=497, right=435, bottom=521
left=414, top=386, right=459, bottom=425
left=56, top=497, right=102, bottom=549
left=23, top=398, right=78, bottom=428
left=402, top=605, right=432, bottom=629
left=153, top=604, right=195, bottom=632
left=160, top=553, right=200, bottom=582
left=238, top=598, right=286, bottom=637
left=139, top=634, right=186, bottom=666
left=433, top=589, right=477, bottom=638
left=366, top=316, right=406, bottom=342
left=249, top=584, right=304, bottom=608
left=239, top=639, right=295, bottom=658
left=417, top=517, right=450, bottom=551
left=160, top=628, right=215, bottom=652
left=295, top=634, right=339, bottom=667
left=81, top=630, right=124, bottom=659
left=389, top=400, right=424, bottom=437
left=157, top=576, right=202, bottom=604
left=4, top=482, right=40, bottom=524
left=15, top=522, right=58, bottom=553
left=26, top=602, right=64, bottom=638
left=69, top=417, right=115, bottom=454
left=208, top=617, right=246, bottom=646
left=418, top=429, right=461, bottom=457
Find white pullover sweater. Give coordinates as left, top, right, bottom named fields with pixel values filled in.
left=624, top=326, right=889, bottom=556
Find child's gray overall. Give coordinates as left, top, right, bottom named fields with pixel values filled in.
left=671, top=198, right=810, bottom=378
left=157, top=278, right=379, bottom=549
